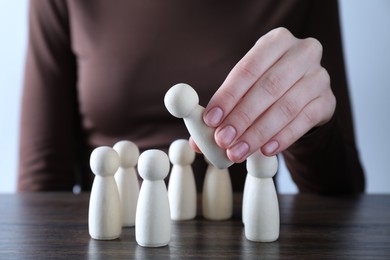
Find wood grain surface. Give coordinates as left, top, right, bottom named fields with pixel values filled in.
left=0, top=193, right=389, bottom=259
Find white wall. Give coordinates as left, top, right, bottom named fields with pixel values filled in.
left=339, top=0, right=390, bottom=193
left=0, top=1, right=28, bottom=193
left=278, top=0, right=390, bottom=194
left=0, top=0, right=389, bottom=193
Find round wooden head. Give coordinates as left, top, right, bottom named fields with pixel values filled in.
left=246, top=151, right=278, bottom=178
left=164, top=83, right=199, bottom=118
left=137, top=149, right=170, bottom=181
left=90, top=146, right=120, bottom=177
left=168, top=139, right=195, bottom=166
left=113, top=140, right=140, bottom=169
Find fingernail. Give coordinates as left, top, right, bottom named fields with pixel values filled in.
left=263, top=140, right=279, bottom=155
left=204, top=107, right=223, bottom=127
left=229, top=142, right=249, bottom=161
left=216, top=125, right=236, bottom=147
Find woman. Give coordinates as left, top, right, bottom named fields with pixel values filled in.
left=18, top=0, right=364, bottom=194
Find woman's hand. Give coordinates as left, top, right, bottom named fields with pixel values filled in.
left=199, top=27, right=336, bottom=163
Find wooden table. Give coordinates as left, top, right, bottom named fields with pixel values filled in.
left=0, top=193, right=389, bottom=259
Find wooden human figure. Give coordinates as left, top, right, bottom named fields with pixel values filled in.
left=113, top=140, right=140, bottom=227
left=244, top=150, right=279, bottom=242
left=202, top=157, right=233, bottom=221
left=135, top=149, right=171, bottom=247
left=241, top=172, right=253, bottom=225
left=88, top=146, right=122, bottom=240
left=168, top=139, right=197, bottom=221
left=164, top=83, right=233, bottom=169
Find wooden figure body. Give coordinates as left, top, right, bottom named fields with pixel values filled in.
left=242, top=172, right=253, bottom=225
left=136, top=149, right=171, bottom=247
left=113, top=140, right=140, bottom=227
left=88, top=146, right=122, bottom=240
left=168, top=139, right=197, bottom=221
left=244, top=151, right=279, bottom=242
left=202, top=157, right=233, bottom=220
left=164, top=83, right=233, bottom=169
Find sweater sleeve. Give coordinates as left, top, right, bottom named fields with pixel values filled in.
left=17, top=0, right=79, bottom=191
left=282, top=0, right=365, bottom=194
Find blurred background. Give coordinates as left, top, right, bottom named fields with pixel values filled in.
left=1, top=0, right=389, bottom=193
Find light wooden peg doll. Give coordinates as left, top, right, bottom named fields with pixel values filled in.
left=164, top=83, right=233, bottom=169
left=88, top=146, right=122, bottom=240
left=244, top=151, right=279, bottom=242
left=168, top=139, right=197, bottom=221
left=113, top=140, right=140, bottom=227
left=135, top=149, right=171, bottom=247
